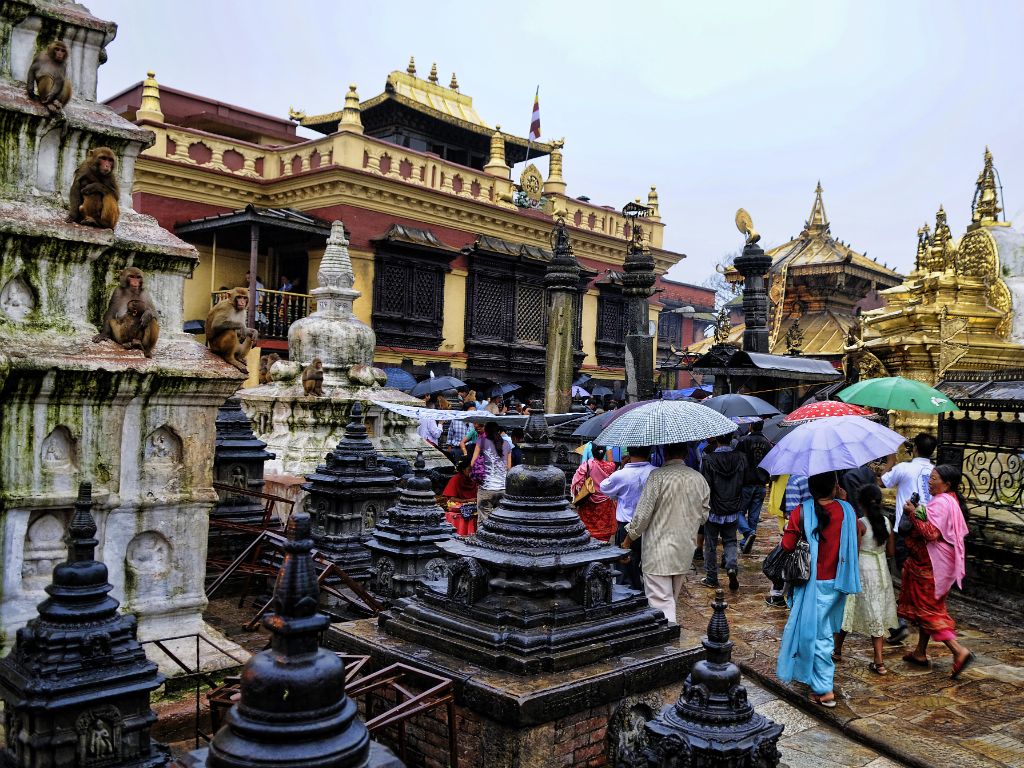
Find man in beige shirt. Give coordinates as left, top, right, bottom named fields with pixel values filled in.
left=621, top=442, right=711, bottom=625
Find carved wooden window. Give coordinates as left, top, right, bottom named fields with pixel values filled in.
left=371, top=256, right=447, bottom=350
left=658, top=311, right=681, bottom=352
left=515, top=284, right=545, bottom=344
left=472, top=276, right=509, bottom=338
left=596, top=290, right=627, bottom=366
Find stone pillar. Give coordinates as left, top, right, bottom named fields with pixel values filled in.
left=0, top=483, right=168, bottom=768
left=364, top=451, right=453, bottom=603
left=544, top=218, right=582, bottom=413
left=301, top=404, right=400, bottom=583
left=194, top=511, right=402, bottom=768
left=733, top=238, right=773, bottom=354
left=622, top=219, right=657, bottom=403
left=209, top=396, right=275, bottom=568
left=635, top=590, right=783, bottom=766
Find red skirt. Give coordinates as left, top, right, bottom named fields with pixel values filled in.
left=577, top=498, right=617, bottom=542
left=897, top=557, right=955, bottom=636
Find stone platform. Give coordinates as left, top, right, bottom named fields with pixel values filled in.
left=327, top=619, right=702, bottom=767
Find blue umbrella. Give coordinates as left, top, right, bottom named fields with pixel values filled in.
left=591, top=385, right=613, bottom=397
left=381, top=367, right=416, bottom=391
left=759, top=415, right=906, bottom=476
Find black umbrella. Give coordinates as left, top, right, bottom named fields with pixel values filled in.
left=591, top=385, right=613, bottom=397
left=410, top=375, right=466, bottom=397
left=490, top=382, right=521, bottom=398
left=571, top=400, right=652, bottom=439
left=573, top=373, right=592, bottom=387
left=761, top=413, right=793, bottom=444
left=701, top=393, right=780, bottom=418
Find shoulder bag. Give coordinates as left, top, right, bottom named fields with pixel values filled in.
left=573, top=462, right=597, bottom=506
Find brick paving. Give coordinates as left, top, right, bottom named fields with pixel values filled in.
left=676, top=521, right=1024, bottom=768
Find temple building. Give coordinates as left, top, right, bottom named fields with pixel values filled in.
left=849, top=149, right=1024, bottom=432
left=102, top=62, right=700, bottom=389
left=688, top=183, right=903, bottom=370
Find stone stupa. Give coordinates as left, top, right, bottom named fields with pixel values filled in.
left=240, top=220, right=448, bottom=482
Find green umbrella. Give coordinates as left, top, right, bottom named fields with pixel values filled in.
left=835, top=377, right=959, bottom=414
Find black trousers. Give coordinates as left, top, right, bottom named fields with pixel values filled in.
left=614, top=521, right=644, bottom=591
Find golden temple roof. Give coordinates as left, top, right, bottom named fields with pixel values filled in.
left=686, top=310, right=854, bottom=357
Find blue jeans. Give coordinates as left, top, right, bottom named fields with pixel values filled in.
left=703, top=520, right=738, bottom=580
left=737, top=484, right=766, bottom=538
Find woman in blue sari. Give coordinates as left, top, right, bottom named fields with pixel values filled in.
left=776, top=471, right=861, bottom=707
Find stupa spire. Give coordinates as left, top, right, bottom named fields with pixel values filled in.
left=804, top=181, right=829, bottom=235
left=970, top=146, right=1002, bottom=228
left=406, top=55, right=416, bottom=76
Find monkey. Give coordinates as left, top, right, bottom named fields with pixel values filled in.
left=26, top=41, right=72, bottom=117
left=69, top=147, right=119, bottom=229
left=206, top=287, right=258, bottom=373
left=258, top=352, right=280, bottom=385
left=302, top=358, right=324, bottom=397
left=93, top=267, right=160, bottom=357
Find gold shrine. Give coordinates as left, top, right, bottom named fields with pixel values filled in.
left=848, top=149, right=1024, bottom=433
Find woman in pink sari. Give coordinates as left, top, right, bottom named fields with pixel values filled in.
left=899, top=464, right=975, bottom=678
left=571, top=445, right=618, bottom=541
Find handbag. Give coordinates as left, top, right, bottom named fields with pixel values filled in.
left=572, top=463, right=597, bottom=506
left=761, top=524, right=812, bottom=586
left=469, top=455, right=487, bottom=483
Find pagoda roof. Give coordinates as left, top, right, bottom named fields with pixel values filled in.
left=293, top=66, right=553, bottom=162
left=686, top=308, right=856, bottom=358
left=767, top=183, right=902, bottom=283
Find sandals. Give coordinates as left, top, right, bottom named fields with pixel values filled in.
left=951, top=652, right=976, bottom=680
left=811, top=693, right=837, bottom=708
left=902, top=652, right=931, bottom=668
left=831, top=652, right=842, bottom=664
left=868, top=661, right=888, bottom=675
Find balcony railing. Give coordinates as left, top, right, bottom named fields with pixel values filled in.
left=211, top=289, right=312, bottom=341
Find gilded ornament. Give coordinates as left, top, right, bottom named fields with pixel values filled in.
left=857, top=349, right=888, bottom=380
left=734, top=208, right=760, bottom=245
left=519, top=164, right=543, bottom=202
left=713, top=305, right=731, bottom=345
left=971, top=147, right=1002, bottom=226
left=937, top=305, right=969, bottom=374
left=955, top=228, right=996, bottom=278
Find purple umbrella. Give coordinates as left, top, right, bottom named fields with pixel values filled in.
left=758, top=415, right=906, bottom=476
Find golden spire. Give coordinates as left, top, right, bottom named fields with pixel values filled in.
left=914, top=221, right=931, bottom=273
left=428, top=63, right=439, bottom=84
left=483, top=124, right=510, bottom=179
left=926, top=205, right=953, bottom=273
left=339, top=84, right=363, bottom=134
left=647, top=185, right=660, bottom=218
left=970, top=146, right=1002, bottom=228
left=449, top=72, right=459, bottom=91
left=407, top=56, right=417, bottom=76
left=804, top=181, right=829, bottom=235
left=543, top=138, right=566, bottom=195
left=137, top=70, right=164, bottom=123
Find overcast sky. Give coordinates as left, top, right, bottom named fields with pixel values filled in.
left=87, top=0, right=1024, bottom=287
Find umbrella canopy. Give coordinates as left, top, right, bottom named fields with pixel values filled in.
left=761, top=413, right=793, bottom=444
left=595, top=401, right=737, bottom=447
left=573, top=374, right=592, bottom=387
left=836, top=377, right=960, bottom=414
left=591, top=385, right=614, bottom=397
left=702, top=394, right=781, bottom=418
left=781, top=400, right=877, bottom=425
left=758, top=415, right=906, bottom=476
left=660, top=390, right=699, bottom=402
left=381, top=367, right=416, bottom=391
left=410, top=375, right=466, bottom=397
left=490, top=382, right=521, bottom=398
left=571, top=385, right=589, bottom=398
left=571, top=400, right=651, bottom=440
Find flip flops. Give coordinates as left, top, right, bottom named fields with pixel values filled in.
left=868, top=661, right=888, bottom=675
left=902, top=653, right=931, bottom=668
left=951, top=652, right=976, bottom=680
left=811, top=693, right=837, bottom=708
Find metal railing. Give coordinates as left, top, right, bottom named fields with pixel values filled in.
left=210, top=289, right=313, bottom=341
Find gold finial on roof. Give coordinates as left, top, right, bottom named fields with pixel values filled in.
left=805, top=180, right=829, bottom=234
left=449, top=72, right=459, bottom=90
left=340, top=84, right=363, bottom=134
left=428, top=63, right=439, bottom=84
left=544, top=138, right=566, bottom=195
left=914, top=221, right=931, bottom=273
left=407, top=56, right=417, bottom=76
left=138, top=69, right=163, bottom=122
left=484, top=124, right=508, bottom=178
left=971, top=146, right=1002, bottom=227
left=647, top=185, right=659, bottom=216
left=735, top=208, right=760, bottom=245
left=926, top=205, right=953, bottom=273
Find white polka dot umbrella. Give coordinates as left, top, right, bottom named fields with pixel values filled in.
left=781, top=400, right=877, bottom=426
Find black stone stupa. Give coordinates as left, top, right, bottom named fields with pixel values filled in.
left=635, top=590, right=784, bottom=767
left=0, top=482, right=167, bottom=768
left=302, top=403, right=399, bottom=583
left=379, top=404, right=678, bottom=674
left=196, top=510, right=402, bottom=768
left=364, top=451, right=453, bottom=603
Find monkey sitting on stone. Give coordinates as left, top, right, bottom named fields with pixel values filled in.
left=302, top=358, right=324, bottom=397
left=92, top=267, right=160, bottom=357
left=258, top=352, right=280, bottom=384
left=69, top=147, right=119, bottom=229
left=26, top=41, right=72, bottom=117
left=206, top=287, right=258, bottom=373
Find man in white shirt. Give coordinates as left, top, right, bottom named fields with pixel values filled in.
left=880, top=432, right=936, bottom=644
left=601, top=447, right=656, bottom=590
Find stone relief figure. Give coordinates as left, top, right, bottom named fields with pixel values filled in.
left=144, top=426, right=181, bottom=463
left=126, top=531, right=171, bottom=578
left=89, top=720, right=113, bottom=758
left=21, top=512, right=67, bottom=588
left=76, top=708, right=122, bottom=765
left=25, top=41, right=72, bottom=117
left=69, top=147, right=120, bottom=229
left=40, top=426, right=76, bottom=470
left=0, top=275, right=35, bottom=322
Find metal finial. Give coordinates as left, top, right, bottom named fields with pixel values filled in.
left=449, top=72, right=459, bottom=90
left=407, top=56, right=416, bottom=75
left=428, top=63, right=439, bottom=84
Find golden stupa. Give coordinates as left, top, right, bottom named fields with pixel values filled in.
left=848, top=149, right=1024, bottom=432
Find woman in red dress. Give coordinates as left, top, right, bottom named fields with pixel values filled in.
left=899, top=464, right=975, bottom=678
left=570, top=445, right=618, bottom=542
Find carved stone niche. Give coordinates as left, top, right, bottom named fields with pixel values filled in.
left=40, top=426, right=78, bottom=494
left=0, top=275, right=35, bottom=323
left=141, top=425, right=183, bottom=494
left=21, top=510, right=70, bottom=591
left=76, top=705, right=124, bottom=765
left=125, top=531, right=172, bottom=601
left=446, top=557, right=487, bottom=605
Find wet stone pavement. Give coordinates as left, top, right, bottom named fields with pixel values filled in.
left=675, top=520, right=1024, bottom=768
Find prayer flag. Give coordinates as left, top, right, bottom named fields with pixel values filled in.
left=528, top=86, right=540, bottom=141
